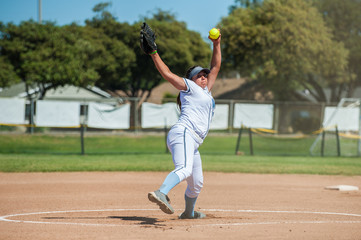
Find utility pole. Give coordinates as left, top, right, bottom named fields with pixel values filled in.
left=38, top=0, right=42, bottom=24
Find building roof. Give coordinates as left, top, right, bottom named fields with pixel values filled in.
left=0, top=83, right=111, bottom=100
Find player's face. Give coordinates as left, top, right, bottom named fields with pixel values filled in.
left=192, top=71, right=208, bottom=89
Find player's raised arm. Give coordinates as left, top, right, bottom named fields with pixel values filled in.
left=150, top=52, right=187, bottom=91
left=140, top=22, right=186, bottom=91
left=207, top=29, right=222, bottom=91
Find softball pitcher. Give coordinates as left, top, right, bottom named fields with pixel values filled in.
left=140, top=23, right=221, bottom=219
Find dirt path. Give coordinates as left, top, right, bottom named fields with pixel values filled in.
left=0, top=172, right=360, bottom=239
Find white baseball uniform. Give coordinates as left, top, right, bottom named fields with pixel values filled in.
left=167, top=78, right=215, bottom=198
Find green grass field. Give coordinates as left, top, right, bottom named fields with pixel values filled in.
left=0, top=132, right=357, bottom=156
left=0, top=134, right=360, bottom=175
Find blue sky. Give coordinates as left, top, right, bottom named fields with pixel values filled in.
left=0, top=0, right=236, bottom=38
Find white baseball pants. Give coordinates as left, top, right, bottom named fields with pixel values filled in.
left=167, top=124, right=204, bottom=198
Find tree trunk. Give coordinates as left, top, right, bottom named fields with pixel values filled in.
left=306, top=74, right=327, bottom=102
left=346, top=79, right=356, bottom=98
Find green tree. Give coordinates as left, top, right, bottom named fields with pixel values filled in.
left=84, top=3, right=136, bottom=96
left=0, top=22, right=20, bottom=87
left=86, top=4, right=211, bottom=127
left=313, top=0, right=361, bottom=98
left=220, top=0, right=349, bottom=102
left=0, top=55, right=19, bottom=88
left=229, top=0, right=263, bottom=12
left=86, top=5, right=211, bottom=100
left=0, top=21, right=100, bottom=99
left=66, top=23, right=135, bottom=93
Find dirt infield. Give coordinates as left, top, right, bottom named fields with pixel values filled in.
left=0, top=172, right=360, bottom=239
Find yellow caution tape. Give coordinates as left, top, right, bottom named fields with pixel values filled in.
left=339, top=133, right=361, bottom=139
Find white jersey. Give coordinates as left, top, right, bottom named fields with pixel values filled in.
left=175, top=78, right=215, bottom=141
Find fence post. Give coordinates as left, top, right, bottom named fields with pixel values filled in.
left=28, top=98, right=35, bottom=134
left=358, top=102, right=361, bottom=156
left=229, top=100, right=234, bottom=134
left=134, top=98, right=139, bottom=133
left=249, top=127, right=254, bottom=155
left=235, top=125, right=243, bottom=155
left=274, top=102, right=279, bottom=133
left=80, top=124, right=85, bottom=155
left=335, top=125, right=340, bottom=157
left=321, top=128, right=325, bottom=157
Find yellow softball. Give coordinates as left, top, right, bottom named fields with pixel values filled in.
left=209, top=28, right=220, bottom=40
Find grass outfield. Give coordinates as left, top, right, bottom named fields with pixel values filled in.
left=0, top=134, right=360, bottom=175
left=0, top=132, right=357, bottom=156
left=0, top=153, right=360, bottom=175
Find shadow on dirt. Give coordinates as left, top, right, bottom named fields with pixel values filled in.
left=108, top=216, right=165, bottom=226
